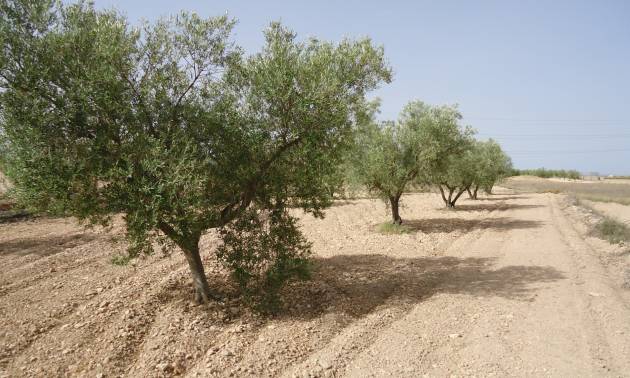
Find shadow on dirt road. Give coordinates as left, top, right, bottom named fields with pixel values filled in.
left=447, top=203, right=543, bottom=212
left=401, top=217, right=543, bottom=234
left=282, top=254, right=564, bottom=319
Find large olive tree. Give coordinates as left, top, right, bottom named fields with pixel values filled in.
left=0, top=0, right=391, bottom=303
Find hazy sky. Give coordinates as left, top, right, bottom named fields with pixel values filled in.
left=93, top=0, right=630, bottom=175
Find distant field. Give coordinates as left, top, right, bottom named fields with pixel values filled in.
left=502, top=176, right=630, bottom=205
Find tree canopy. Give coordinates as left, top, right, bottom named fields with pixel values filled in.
left=0, top=0, right=391, bottom=304
left=405, top=102, right=475, bottom=208
left=347, top=104, right=422, bottom=224
left=467, top=139, right=513, bottom=198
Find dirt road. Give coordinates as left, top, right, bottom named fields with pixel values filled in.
left=1, top=190, right=629, bottom=377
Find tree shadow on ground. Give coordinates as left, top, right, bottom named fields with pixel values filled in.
left=401, top=217, right=543, bottom=234
left=447, top=203, right=543, bottom=212
left=0, top=233, right=97, bottom=257
left=476, top=195, right=528, bottom=201
left=282, top=254, right=564, bottom=319
left=328, top=199, right=362, bottom=207
left=0, top=209, right=32, bottom=223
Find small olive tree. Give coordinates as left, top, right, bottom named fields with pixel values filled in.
left=347, top=103, right=423, bottom=224
left=467, top=139, right=512, bottom=199
left=436, top=146, right=478, bottom=207
left=406, top=102, right=475, bottom=208
left=0, top=0, right=391, bottom=303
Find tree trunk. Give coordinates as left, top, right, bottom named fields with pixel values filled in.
left=446, top=186, right=455, bottom=208
left=181, top=243, right=217, bottom=304
left=159, top=222, right=217, bottom=304
left=438, top=185, right=449, bottom=207
left=484, top=183, right=494, bottom=195
left=466, top=186, right=473, bottom=199
left=389, top=195, right=402, bottom=224
left=472, top=185, right=479, bottom=200
left=450, top=187, right=467, bottom=207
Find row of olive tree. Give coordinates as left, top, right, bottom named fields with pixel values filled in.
left=0, top=0, right=391, bottom=306
left=347, top=101, right=512, bottom=223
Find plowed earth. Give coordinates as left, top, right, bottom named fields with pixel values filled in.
left=1, top=189, right=629, bottom=377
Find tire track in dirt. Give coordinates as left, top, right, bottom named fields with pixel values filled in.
left=2, top=257, right=187, bottom=374
left=342, top=191, right=625, bottom=376
left=340, top=196, right=520, bottom=377
left=7, top=191, right=627, bottom=377
left=280, top=195, right=513, bottom=377
left=546, top=194, right=630, bottom=373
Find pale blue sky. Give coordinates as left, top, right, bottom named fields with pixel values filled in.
left=94, top=0, right=630, bottom=175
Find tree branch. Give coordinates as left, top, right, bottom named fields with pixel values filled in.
left=214, top=136, right=304, bottom=228
left=173, top=66, right=204, bottom=112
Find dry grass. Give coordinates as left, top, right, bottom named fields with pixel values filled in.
left=577, top=195, right=630, bottom=206
left=503, top=177, right=630, bottom=206
left=376, top=222, right=414, bottom=234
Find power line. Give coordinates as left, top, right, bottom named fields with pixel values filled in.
left=506, top=148, right=630, bottom=155
left=464, top=117, right=630, bottom=123
left=478, top=134, right=630, bottom=139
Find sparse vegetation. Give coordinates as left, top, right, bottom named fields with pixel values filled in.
left=376, top=222, right=413, bottom=234
left=504, top=176, right=630, bottom=205
left=510, top=168, right=581, bottom=180
left=593, top=218, right=630, bottom=244
left=111, top=254, right=133, bottom=266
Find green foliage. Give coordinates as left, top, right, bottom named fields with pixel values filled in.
left=511, top=168, right=581, bottom=180
left=469, top=139, right=513, bottom=195
left=111, top=254, right=133, bottom=266
left=346, top=101, right=510, bottom=214
left=376, top=222, right=413, bottom=234
left=594, top=218, right=630, bottom=244
left=406, top=102, right=475, bottom=207
left=216, top=208, right=311, bottom=312
left=0, top=0, right=391, bottom=303
left=346, top=102, right=423, bottom=223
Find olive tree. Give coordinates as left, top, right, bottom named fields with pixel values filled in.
left=467, top=139, right=512, bottom=199
left=404, top=102, right=475, bottom=208
left=481, top=139, right=512, bottom=194
left=347, top=103, right=423, bottom=224
left=0, top=0, right=391, bottom=303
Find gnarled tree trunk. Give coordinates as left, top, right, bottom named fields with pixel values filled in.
left=181, top=243, right=217, bottom=303
left=159, top=223, right=217, bottom=303
left=469, top=184, right=479, bottom=200
left=450, top=187, right=467, bottom=207
left=439, top=185, right=467, bottom=208
left=389, top=194, right=402, bottom=224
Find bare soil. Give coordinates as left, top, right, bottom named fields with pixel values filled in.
left=1, top=189, right=630, bottom=377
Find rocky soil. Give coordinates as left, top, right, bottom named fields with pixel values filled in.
left=1, top=189, right=629, bottom=377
